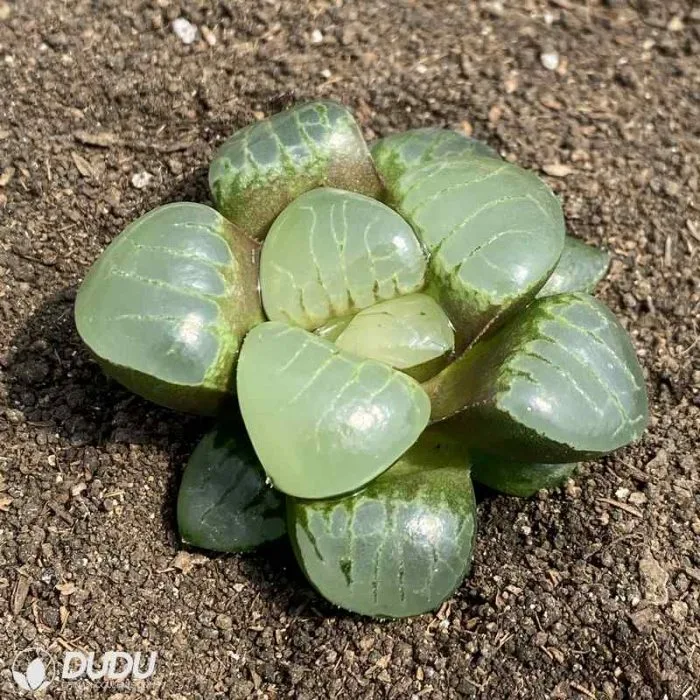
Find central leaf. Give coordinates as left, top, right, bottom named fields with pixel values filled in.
left=259, top=187, right=427, bottom=330
left=237, top=322, right=431, bottom=499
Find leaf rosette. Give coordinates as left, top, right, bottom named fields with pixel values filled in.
left=75, top=100, right=648, bottom=618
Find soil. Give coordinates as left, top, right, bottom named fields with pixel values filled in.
left=0, top=0, right=699, bottom=698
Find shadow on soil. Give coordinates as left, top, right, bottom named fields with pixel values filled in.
left=5, top=163, right=497, bottom=620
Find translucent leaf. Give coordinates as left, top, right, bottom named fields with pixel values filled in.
left=288, top=426, right=477, bottom=618
left=259, top=188, right=427, bottom=330
left=334, top=293, right=455, bottom=381
left=209, top=100, right=382, bottom=239
left=75, top=203, right=263, bottom=415
left=469, top=452, right=577, bottom=498
left=392, top=156, right=565, bottom=348
left=371, top=127, right=498, bottom=201
left=426, top=293, right=648, bottom=462
left=177, top=423, right=286, bottom=552
left=237, top=322, right=431, bottom=499
left=538, top=236, right=610, bottom=297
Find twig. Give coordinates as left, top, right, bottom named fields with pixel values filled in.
left=571, top=682, right=596, bottom=699
left=597, top=497, right=643, bottom=518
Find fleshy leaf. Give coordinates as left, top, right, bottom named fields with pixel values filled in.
left=315, top=314, right=354, bottom=342
left=287, top=426, right=477, bottom=618
left=392, top=156, right=565, bottom=349
left=372, top=127, right=498, bottom=200
left=237, top=322, right=431, bottom=499
left=259, top=187, right=427, bottom=330
left=426, top=293, right=648, bottom=462
left=470, top=451, right=577, bottom=498
left=538, top=236, right=610, bottom=297
left=75, top=203, right=263, bottom=415
left=177, top=423, right=285, bottom=552
left=334, top=293, right=455, bottom=381
left=209, top=100, right=382, bottom=239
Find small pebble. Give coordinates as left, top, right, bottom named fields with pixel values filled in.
left=172, top=17, right=198, bottom=45
left=310, top=29, right=323, bottom=44
left=667, top=16, right=684, bottom=32
left=0, top=2, right=10, bottom=20
left=540, top=51, right=560, bottom=71
left=131, top=171, right=153, bottom=189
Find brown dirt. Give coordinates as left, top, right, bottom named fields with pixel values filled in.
left=1, top=1, right=699, bottom=698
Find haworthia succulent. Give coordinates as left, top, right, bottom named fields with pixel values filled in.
left=75, top=203, right=263, bottom=415
left=371, top=127, right=498, bottom=200
left=259, top=188, right=427, bottom=330
left=538, top=235, right=610, bottom=297
left=426, top=293, right=648, bottom=462
left=177, top=423, right=286, bottom=551
left=469, top=451, right=577, bottom=498
left=209, top=100, right=382, bottom=239
left=391, top=156, right=566, bottom=349
left=287, top=427, right=477, bottom=618
left=237, top=322, right=431, bottom=499
left=334, top=293, right=455, bottom=382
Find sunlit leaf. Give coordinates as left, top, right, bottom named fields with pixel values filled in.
left=372, top=127, right=498, bottom=201
left=75, top=203, right=263, bottom=415
left=288, top=426, right=477, bottom=618
left=237, top=322, right=431, bottom=499
left=391, top=156, right=565, bottom=348
left=209, top=100, right=382, bottom=239
left=334, top=293, right=455, bottom=381
left=426, top=293, right=648, bottom=462
left=259, top=187, right=427, bottom=330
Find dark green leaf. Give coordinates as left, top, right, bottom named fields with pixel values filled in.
left=426, top=293, right=648, bottom=462
left=470, top=452, right=576, bottom=498
left=75, top=203, right=263, bottom=415
left=209, top=100, right=382, bottom=239
left=177, top=423, right=285, bottom=552
left=392, top=156, right=565, bottom=349
left=237, top=322, right=431, bottom=499
left=259, top=188, right=427, bottom=330
left=538, top=236, right=610, bottom=297
left=288, top=427, right=477, bottom=618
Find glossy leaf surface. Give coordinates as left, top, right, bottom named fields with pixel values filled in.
left=237, top=322, right=431, bottom=499
left=259, top=187, right=427, bottom=330
left=426, top=293, right=648, bottom=462
left=75, top=203, right=263, bottom=415
left=209, top=100, right=382, bottom=239
left=392, top=156, right=565, bottom=348
left=538, top=236, right=610, bottom=297
left=470, top=452, right=577, bottom=498
left=288, top=427, right=477, bottom=617
left=372, top=127, right=498, bottom=200
left=335, top=293, right=455, bottom=381
left=315, top=314, right=354, bottom=342
left=177, top=423, right=285, bottom=551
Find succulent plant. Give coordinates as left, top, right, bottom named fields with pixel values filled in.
left=74, top=100, right=648, bottom=618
